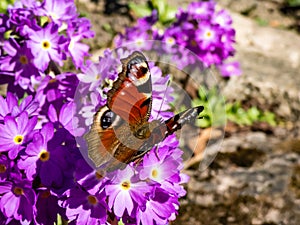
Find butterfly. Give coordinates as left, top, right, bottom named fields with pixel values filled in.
left=85, top=51, right=204, bottom=171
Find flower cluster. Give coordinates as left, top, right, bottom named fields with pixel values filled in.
left=0, top=0, right=94, bottom=98
left=115, top=0, right=241, bottom=76
left=0, top=1, right=188, bottom=224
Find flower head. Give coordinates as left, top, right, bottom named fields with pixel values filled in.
left=67, top=18, right=94, bottom=69
left=60, top=186, right=107, bottom=224
left=137, top=187, right=179, bottom=225
left=36, top=190, right=66, bottom=225
left=0, top=112, right=37, bottom=159
left=187, top=0, right=215, bottom=20
left=37, top=0, right=77, bottom=26
left=0, top=179, right=36, bottom=224
left=219, top=61, right=242, bottom=77
left=27, top=23, right=67, bottom=71
left=106, top=166, right=151, bottom=218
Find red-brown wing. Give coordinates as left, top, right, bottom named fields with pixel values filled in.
left=85, top=105, right=147, bottom=170
left=107, top=51, right=152, bottom=130
left=85, top=106, right=121, bottom=169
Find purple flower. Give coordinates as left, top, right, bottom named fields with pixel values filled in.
left=18, top=122, right=76, bottom=192
left=60, top=186, right=107, bottom=224
left=139, top=145, right=180, bottom=183
left=67, top=18, right=94, bottom=69
left=0, top=93, right=18, bottom=121
left=0, top=39, right=40, bottom=92
left=0, top=14, right=9, bottom=43
left=149, top=63, right=174, bottom=120
left=0, top=155, right=11, bottom=181
left=212, top=9, right=233, bottom=31
left=137, top=187, right=179, bottom=225
left=0, top=179, right=36, bottom=224
left=78, top=48, right=120, bottom=91
left=187, top=0, right=215, bottom=20
left=36, top=190, right=66, bottom=225
left=0, top=112, right=37, bottom=159
left=77, top=60, right=108, bottom=92
left=116, top=28, right=151, bottom=50
left=8, top=7, right=36, bottom=36
left=27, top=23, right=67, bottom=71
left=37, top=0, right=77, bottom=26
left=137, top=10, right=158, bottom=29
left=114, top=0, right=238, bottom=77
left=18, top=122, right=54, bottom=180
left=219, top=61, right=242, bottom=77
left=48, top=102, right=84, bottom=137
left=105, top=166, right=151, bottom=218
left=35, top=73, right=79, bottom=112
left=195, top=23, right=221, bottom=50
left=0, top=93, right=39, bottom=121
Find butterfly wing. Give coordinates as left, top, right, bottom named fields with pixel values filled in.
left=86, top=52, right=153, bottom=170
left=85, top=105, right=146, bottom=170
left=85, top=106, right=122, bottom=169
left=107, top=51, right=152, bottom=131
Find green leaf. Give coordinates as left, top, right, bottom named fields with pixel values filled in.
left=160, top=5, right=177, bottom=24
left=0, top=0, right=14, bottom=13
left=128, top=2, right=152, bottom=18
left=152, top=0, right=166, bottom=17
left=287, top=0, right=300, bottom=7
left=247, top=107, right=260, bottom=121
left=118, top=219, right=125, bottom=225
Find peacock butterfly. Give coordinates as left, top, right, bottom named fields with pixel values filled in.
left=85, top=51, right=203, bottom=171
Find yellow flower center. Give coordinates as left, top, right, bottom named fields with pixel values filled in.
left=41, top=40, right=51, bottom=50
left=205, top=31, right=212, bottom=39
left=13, top=135, right=24, bottom=145
left=121, top=180, right=131, bottom=191
left=135, top=39, right=143, bottom=47
left=166, top=37, right=175, bottom=45
left=196, top=8, right=204, bottom=14
left=151, top=169, right=158, bottom=178
left=87, top=195, right=98, bottom=205
left=13, top=187, right=24, bottom=196
left=0, top=164, right=6, bottom=173
left=19, top=55, right=28, bottom=65
left=39, top=149, right=50, bottom=162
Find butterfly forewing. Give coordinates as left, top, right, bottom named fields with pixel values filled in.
left=107, top=51, right=152, bottom=130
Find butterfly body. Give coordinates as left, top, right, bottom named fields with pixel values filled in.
left=85, top=51, right=203, bottom=171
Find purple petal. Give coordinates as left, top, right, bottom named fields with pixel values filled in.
left=1, top=193, right=19, bottom=218
left=40, top=122, right=54, bottom=143
left=0, top=182, right=12, bottom=194
left=48, top=104, right=58, bottom=123
left=114, top=192, right=133, bottom=217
